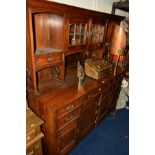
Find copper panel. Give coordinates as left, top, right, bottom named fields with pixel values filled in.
left=109, top=25, right=126, bottom=55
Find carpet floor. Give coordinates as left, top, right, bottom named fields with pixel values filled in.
left=69, top=108, right=129, bottom=155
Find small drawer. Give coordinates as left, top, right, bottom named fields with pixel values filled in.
left=82, top=91, right=93, bottom=101
left=57, top=107, right=80, bottom=129
left=26, top=129, right=37, bottom=143
left=94, top=82, right=111, bottom=95
left=35, top=53, right=63, bottom=70
left=26, top=139, right=42, bottom=155
left=92, top=87, right=103, bottom=96
left=56, top=98, right=81, bottom=119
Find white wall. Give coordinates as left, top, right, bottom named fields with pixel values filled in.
left=47, top=0, right=129, bottom=17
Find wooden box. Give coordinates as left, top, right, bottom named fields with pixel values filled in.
left=85, top=58, right=113, bottom=80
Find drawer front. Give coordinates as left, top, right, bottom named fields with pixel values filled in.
left=56, top=98, right=81, bottom=119
left=82, top=83, right=112, bottom=102
left=82, top=91, right=93, bottom=101
left=26, top=129, right=37, bottom=144
left=57, top=107, right=80, bottom=130
left=35, top=53, right=63, bottom=69
left=92, top=87, right=102, bottom=97
left=26, top=140, right=42, bottom=155
left=94, top=83, right=111, bottom=97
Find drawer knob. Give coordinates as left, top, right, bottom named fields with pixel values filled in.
left=99, top=88, right=101, bottom=91
left=66, top=115, right=74, bottom=122
left=34, top=143, right=39, bottom=150
left=47, top=57, right=54, bottom=62
left=88, top=94, right=92, bottom=98
left=27, top=136, right=30, bottom=141
left=66, top=104, right=74, bottom=111
left=27, top=150, right=34, bottom=155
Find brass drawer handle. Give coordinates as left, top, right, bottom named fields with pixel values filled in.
left=34, top=143, right=39, bottom=150
left=66, top=104, right=74, bottom=111
left=66, top=115, right=74, bottom=122
left=98, top=87, right=102, bottom=91
left=47, top=57, right=55, bottom=62
left=27, top=150, right=34, bottom=155
left=88, top=94, right=92, bottom=98
left=27, top=136, right=30, bottom=141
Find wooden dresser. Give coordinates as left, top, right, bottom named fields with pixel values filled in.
left=26, top=107, right=44, bottom=155
left=26, top=0, right=125, bottom=154
left=27, top=67, right=124, bottom=155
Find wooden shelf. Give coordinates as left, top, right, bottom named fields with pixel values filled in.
left=35, top=48, right=63, bottom=55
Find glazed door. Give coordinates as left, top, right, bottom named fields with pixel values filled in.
left=88, top=18, right=107, bottom=50
left=65, top=18, right=90, bottom=55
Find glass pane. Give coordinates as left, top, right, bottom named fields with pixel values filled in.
left=80, top=35, right=85, bottom=44
left=97, top=25, right=102, bottom=33
left=69, top=24, right=75, bottom=34
left=81, top=24, right=85, bottom=34
left=75, top=35, right=81, bottom=45
left=76, top=24, right=81, bottom=34
left=91, top=35, right=95, bottom=43
left=99, top=35, right=103, bottom=43
left=92, top=24, right=96, bottom=33
left=69, top=35, right=75, bottom=45
left=95, top=34, right=100, bottom=43
left=101, top=26, right=104, bottom=34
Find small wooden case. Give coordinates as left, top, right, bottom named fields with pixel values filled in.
left=85, top=58, right=113, bottom=80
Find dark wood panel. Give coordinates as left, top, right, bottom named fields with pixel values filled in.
left=34, top=13, right=64, bottom=52
left=97, top=92, right=110, bottom=123
left=79, top=94, right=100, bottom=140
left=57, top=119, right=78, bottom=155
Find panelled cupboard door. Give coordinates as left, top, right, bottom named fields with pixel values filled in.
left=78, top=94, right=100, bottom=140
left=57, top=119, right=79, bottom=155
left=108, top=86, right=121, bottom=113
left=65, top=18, right=90, bottom=55
left=96, top=92, right=111, bottom=123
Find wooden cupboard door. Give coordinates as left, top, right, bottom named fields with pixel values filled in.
left=97, top=92, right=110, bottom=123
left=108, top=75, right=123, bottom=113
left=108, top=86, right=121, bottom=113
left=78, top=94, right=99, bottom=140
left=57, top=120, right=78, bottom=155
